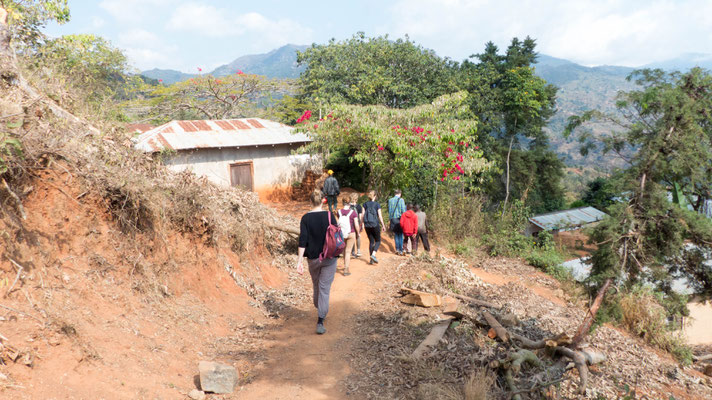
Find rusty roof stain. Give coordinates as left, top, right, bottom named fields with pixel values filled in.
left=134, top=118, right=311, bottom=153
left=126, top=123, right=155, bottom=134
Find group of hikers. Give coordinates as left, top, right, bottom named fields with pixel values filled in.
left=296, top=170, right=431, bottom=334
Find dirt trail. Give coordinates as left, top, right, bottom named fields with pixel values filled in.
left=238, top=237, right=398, bottom=399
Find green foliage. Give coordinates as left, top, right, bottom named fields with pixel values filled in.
left=581, top=176, right=617, bottom=211
left=2, top=0, right=70, bottom=46
left=297, top=32, right=458, bottom=109
left=30, top=34, right=132, bottom=97
left=269, top=93, right=313, bottom=125
left=460, top=37, right=563, bottom=212
left=568, top=68, right=712, bottom=300
left=0, top=131, right=23, bottom=174
left=297, top=91, right=494, bottom=195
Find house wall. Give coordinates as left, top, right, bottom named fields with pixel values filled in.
left=163, top=144, right=319, bottom=197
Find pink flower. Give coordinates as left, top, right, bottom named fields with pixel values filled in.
left=441, top=177, right=446, bottom=182
left=450, top=128, right=455, bottom=132
left=313, top=124, right=319, bottom=129
left=474, top=146, right=479, bottom=149
left=158, top=79, right=163, bottom=83
left=197, top=67, right=202, bottom=72
left=236, top=69, right=244, bottom=75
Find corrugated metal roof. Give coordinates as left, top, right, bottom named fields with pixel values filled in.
left=529, top=206, right=607, bottom=231
left=133, top=118, right=311, bottom=152
left=126, top=123, right=155, bottom=134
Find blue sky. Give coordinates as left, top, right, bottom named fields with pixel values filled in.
left=44, top=0, right=712, bottom=73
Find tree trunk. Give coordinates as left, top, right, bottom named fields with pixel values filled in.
left=571, top=278, right=612, bottom=347
left=501, top=135, right=515, bottom=216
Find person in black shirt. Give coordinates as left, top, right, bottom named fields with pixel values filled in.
left=321, top=170, right=340, bottom=214
left=297, top=190, right=338, bottom=334
left=362, top=190, right=386, bottom=264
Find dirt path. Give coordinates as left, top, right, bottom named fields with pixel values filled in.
left=237, top=235, right=399, bottom=399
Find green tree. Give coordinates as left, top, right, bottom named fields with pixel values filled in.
left=1, top=0, right=69, bottom=46
left=565, top=68, right=712, bottom=342
left=581, top=176, right=616, bottom=211
left=297, top=32, right=458, bottom=111
left=460, top=37, right=560, bottom=212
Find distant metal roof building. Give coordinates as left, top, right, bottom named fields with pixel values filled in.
left=529, top=206, right=607, bottom=231
left=134, top=118, right=311, bottom=153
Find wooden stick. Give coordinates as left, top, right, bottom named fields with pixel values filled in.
left=694, top=354, right=712, bottom=363
left=265, top=222, right=299, bottom=236
left=412, top=320, right=451, bottom=358
left=445, top=291, right=500, bottom=309
left=482, top=310, right=509, bottom=343
left=3, top=261, right=21, bottom=298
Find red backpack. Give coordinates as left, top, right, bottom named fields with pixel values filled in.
left=319, top=211, right=346, bottom=261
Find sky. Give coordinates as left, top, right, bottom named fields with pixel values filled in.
left=43, top=0, right=712, bottom=73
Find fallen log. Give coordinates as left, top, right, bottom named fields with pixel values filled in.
left=571, top=278, right=612, bottom=347
left=412, top=320, right=451, bottom=359
left=482, top=310, right=509, bottom=343
left=445, top=291, right=500, bottom=309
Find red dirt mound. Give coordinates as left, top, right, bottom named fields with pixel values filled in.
left=0, top=169, right=285, bottom=398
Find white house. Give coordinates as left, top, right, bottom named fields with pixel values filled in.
left=133, top=118, right=316, bottom=199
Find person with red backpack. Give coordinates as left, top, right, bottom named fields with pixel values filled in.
left=297, top=190, right=339, bottom=335
left=399, top=204, right=419, bottom=255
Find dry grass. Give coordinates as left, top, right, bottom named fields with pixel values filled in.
left=618, top=287, right=692, bottom=364
left=463, top=367, right=495, bottom=400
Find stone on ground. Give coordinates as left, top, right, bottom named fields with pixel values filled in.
left=198, top=361, right=238, bottom=394
left=188, top=389, right=206, bottom=400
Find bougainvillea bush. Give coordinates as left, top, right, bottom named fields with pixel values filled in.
left=295, top=91, right=495, bottom=195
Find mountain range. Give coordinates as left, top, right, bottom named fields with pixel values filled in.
left=140, top=44, right=308, bottom=83
left=140, top=47, right=711, bottom=169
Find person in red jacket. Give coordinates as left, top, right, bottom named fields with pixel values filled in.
left=399, top=204, right=418, bottom=255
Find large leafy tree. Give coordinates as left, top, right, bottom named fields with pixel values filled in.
left=297, top=32, right=458, bottom=110
left=461, top=37, right=560, bottom=212
left=565, top=68, right=712, bottom=342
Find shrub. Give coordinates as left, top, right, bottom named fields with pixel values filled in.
left=611, top=286, right=692, bottom=365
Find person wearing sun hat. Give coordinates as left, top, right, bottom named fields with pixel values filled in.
left=322, top=170, right=340, bottom=214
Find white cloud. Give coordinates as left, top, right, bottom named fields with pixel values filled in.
left=116, top=28, right=179, bottom=70
left=386, top=0, right=712, bottom=66
left=166, top=3, right=313, bottom=47
left=90, top=16, right=105, bottom=30
left=99, top=0, right=175, bottom=24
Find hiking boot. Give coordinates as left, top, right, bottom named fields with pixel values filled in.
left=343, top=269, right=351, bottom=276
left=316, top=323, right=326, bottom=334
left=356, top=252, right=362, bottom=257
left=370, top=255, right=378, bottom=264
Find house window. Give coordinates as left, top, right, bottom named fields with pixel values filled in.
left=229, top=162, right=253, bottom=191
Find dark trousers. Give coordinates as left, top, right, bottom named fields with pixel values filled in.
left=415, top=232, right=430, bottom=253
left=365, top=226, right=381, bottom=254
left=326, top=195, right=338, bottom=213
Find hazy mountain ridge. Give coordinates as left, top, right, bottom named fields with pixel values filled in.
left=140, top=44, right=308, bottom=84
